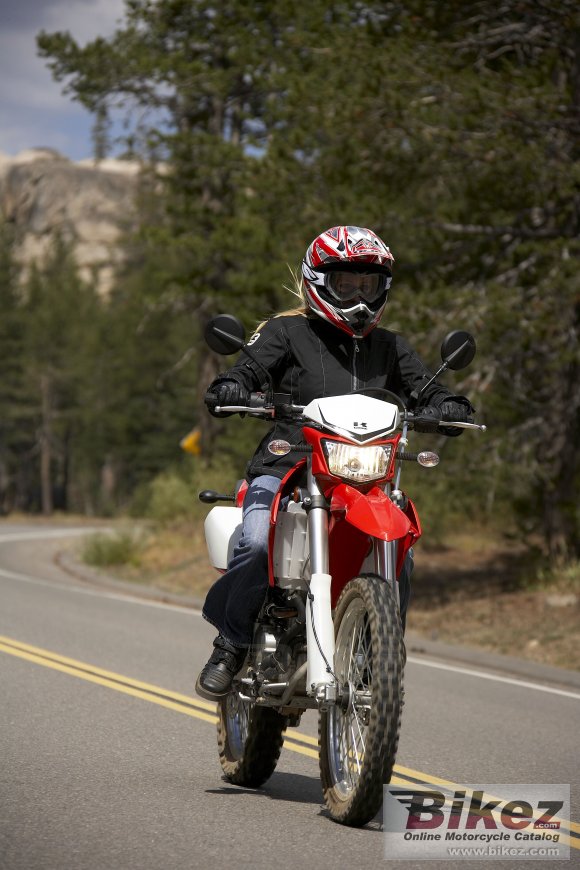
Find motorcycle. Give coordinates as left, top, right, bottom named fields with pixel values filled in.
left=197, top=314, right=485, bottom=827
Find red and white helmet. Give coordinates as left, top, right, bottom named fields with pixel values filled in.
left=302, top=226, right=394, bottom=338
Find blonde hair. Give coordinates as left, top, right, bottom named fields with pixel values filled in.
left=255, top=264, right=314, bottom=330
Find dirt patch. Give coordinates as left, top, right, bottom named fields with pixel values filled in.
left=409, top=538, right=580, bottom=670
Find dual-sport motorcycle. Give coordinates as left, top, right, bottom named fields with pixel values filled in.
left=197, top=315, right=485, bottom=827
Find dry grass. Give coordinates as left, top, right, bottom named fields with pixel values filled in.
left=409, top=534, right=580, bottom=670
left=103, top=520, right=217, bottom=598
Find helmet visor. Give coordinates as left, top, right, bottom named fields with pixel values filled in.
left=325, top=271, right=390, bottom=307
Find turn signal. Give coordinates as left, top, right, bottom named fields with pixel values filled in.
left=268, top=439, right=292, bottom=456
left=417, top=451, right=440, bottom=467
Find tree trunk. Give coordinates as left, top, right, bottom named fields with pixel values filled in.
left=40, top=373, right=53, bottom=516
left=196, top=322, right=223, bottom=459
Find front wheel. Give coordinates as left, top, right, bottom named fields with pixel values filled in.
left=319, top=574, right=405, bottom=826
left=217, top=690, right=287, bottom=787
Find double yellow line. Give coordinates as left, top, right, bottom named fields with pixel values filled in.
left=1, top=633, right=578, bottom=849
left=0, top=634, right=315, bottom=753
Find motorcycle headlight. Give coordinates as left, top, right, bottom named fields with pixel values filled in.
left=323, top=441, right=393, bottom=483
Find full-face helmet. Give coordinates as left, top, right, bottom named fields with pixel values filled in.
left=302, top=226, right=394, bottom=338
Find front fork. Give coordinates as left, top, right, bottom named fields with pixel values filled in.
left=305, top=468, right=336, bottom=702
left=374, top=540, right=400, bottom=609
left=305, top=474, right=401, bottom=702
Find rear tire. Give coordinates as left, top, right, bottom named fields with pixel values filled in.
left=217, top=691, right=287, bottom=787
left=319, top=574, right=405, bottom=826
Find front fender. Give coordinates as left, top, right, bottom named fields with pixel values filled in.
left=330, top=483, right=412, bottom=542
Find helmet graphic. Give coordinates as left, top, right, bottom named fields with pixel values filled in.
left=302, top=226, right=394, bottom=338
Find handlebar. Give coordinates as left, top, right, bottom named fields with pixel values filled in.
left=214, top=392, right=305, bottom=418
left=213, top=394, right=486, bottom=431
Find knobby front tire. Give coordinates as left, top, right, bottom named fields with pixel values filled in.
left=319, top=574, right=405, bottom=827
left=217, top=691, right=287, bottom=788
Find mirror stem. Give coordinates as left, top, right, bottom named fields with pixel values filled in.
left=411, top=361, right=449, bottom=407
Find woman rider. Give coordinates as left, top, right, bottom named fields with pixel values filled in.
left=196, top=225, right=474, bottom=699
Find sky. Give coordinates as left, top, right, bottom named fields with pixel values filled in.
left=0, top=0, right=126, bottom=160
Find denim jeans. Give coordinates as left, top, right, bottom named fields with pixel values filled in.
left=202, top=474, right=413, bottom=647
left=203, top=475, right=280, bottom=647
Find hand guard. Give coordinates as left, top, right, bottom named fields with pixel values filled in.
left=205, top=380, right=250, bottom=418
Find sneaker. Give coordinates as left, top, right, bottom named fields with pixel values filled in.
left=195, top=636, right=246, bottom=700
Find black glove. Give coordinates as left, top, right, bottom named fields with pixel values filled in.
left=412, top=406, right=443, bottom=434
left=439, top=400, right=474, bottom=424
left=438, top=397, right=474, bottom=437
left=205, top=380, right=250, bottom=418
left=413, top=399, right=474, bottom=436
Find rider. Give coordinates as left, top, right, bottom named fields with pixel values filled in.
left=196, top=225, right=474, bottom=699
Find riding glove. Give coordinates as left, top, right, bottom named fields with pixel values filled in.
left=205, top=380, right=250, bottom=417
left=414, top=397, right=474, bottom=436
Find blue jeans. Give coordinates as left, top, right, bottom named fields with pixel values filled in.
left=203, top=475, right=280, bottom=647
left=202, top=474, right=413, bottom=647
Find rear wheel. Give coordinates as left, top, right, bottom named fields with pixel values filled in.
left=319, top=574, right=405, bottom=826
left=217, top=690, right=287, bottom=787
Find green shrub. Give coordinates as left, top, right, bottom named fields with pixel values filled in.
left=143, top=471, right=197, bottom=523
left=82, top=530, right=143, bottom=567
left=129, top=459, right=243, bottom=523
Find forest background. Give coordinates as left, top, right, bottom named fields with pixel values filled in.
left=0, top=1, right=578, bottom=609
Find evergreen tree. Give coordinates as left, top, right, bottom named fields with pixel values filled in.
left=36, top=0, right=579, bottom=556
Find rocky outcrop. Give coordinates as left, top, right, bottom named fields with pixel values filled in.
left=0, top=148, right=140, bottom=295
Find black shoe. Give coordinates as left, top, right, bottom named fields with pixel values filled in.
left=195, top=636, right=246, bottom=700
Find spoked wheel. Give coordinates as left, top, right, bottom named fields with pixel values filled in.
left=319, top=574, right=405, bottom=826
left=217, top=689, right=287, bottom=787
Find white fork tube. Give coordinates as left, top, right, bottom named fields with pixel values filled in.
left=305, top=470, right=335, bottom=697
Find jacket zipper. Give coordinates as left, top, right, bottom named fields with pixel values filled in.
left=352, top=339, right=360, bottom=391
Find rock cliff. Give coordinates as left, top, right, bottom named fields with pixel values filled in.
left=0, top=148, right=139, bottom=295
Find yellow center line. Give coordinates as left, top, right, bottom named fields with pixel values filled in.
left=1, top=633, right=578, bottom=846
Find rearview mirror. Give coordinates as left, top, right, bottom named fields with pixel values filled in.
left=440, top=330, right=476, bottom=371
left=205, top=315, right=246, bottom=355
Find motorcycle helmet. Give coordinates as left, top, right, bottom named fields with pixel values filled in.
left=302, top=225, right=394, bottom=338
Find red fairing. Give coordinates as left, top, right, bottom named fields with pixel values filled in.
left=328, top=518, right=371, bottom=607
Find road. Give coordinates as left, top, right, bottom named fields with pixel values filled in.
left=0, top=523, right=578, bottom=869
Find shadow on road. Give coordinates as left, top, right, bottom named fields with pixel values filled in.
left=206, top=771, right=322, bottom=805
left=207, top=774, right=384, bottom=830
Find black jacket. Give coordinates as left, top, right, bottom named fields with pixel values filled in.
left=211, top=314, right=467, bottom=481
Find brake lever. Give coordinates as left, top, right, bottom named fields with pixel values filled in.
left=438, top=421, right=487, bottom=432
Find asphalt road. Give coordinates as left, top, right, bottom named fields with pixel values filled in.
left=0, top=523, right=578, bottom=870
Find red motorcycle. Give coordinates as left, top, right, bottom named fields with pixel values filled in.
left=199, top=315, right=484, bottom=826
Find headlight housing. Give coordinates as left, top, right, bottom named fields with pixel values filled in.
left=323, top=441, right=393, bottom=483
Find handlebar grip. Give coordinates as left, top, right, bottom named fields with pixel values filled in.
left=204, top=390, right=219, bottom=410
